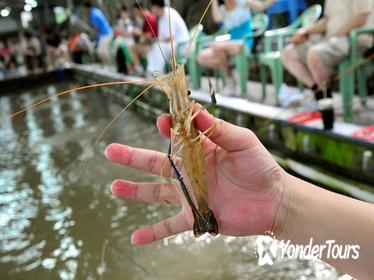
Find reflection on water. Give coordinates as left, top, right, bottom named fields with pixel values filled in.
left=0, top=82, right=343, bottom=279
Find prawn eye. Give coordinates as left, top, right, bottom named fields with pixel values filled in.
left=187, top=90, right=191, bottom=96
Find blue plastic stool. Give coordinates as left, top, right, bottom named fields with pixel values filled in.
left=288, top=0, right=307, bottom=22
left=267, top=0, right=307, bottom=27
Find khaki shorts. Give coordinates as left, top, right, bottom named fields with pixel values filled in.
left=295, top=34, right=350, bottom=75
left=97, top=33, right=113, bottom=58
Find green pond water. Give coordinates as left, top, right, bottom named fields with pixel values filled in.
left=0, top=82, right=344, bottom=279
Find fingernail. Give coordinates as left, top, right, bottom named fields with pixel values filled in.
left=131, top=233, right=138, bottom=245
left=109, top=180, right=117, bottom=193
left=156, top=116, right=162, bottom=127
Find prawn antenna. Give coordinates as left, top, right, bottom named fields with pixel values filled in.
left=135, top=0, right=168, bottom=67
left=77, top=84, right=154, bottom=179
left=184, top=0, right=213, bottom=60
left=99, top=239, right=109, bottom=280
left=6, top=80, right=147, bottom=121
left=106, top=241, right=151, bottom=276
left=168, top=1, right=177, bottom=70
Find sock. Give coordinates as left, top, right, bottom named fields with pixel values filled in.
left=309, top=84, right=323, bottom=100
left=310, top=84, right=318, bottom=91
left=312, top=85, right=332, bottom=101
left=318, top=87, right=332, bottom=99
left=315, top=89, right=324, bottom=101
left=325, top=87, right=332, bottom=98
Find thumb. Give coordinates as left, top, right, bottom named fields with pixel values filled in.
left=194, top=104, right=259, bottom=152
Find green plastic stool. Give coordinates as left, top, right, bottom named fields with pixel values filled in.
left=339, top=27, right=373, bottom=121
left=258, top=5, right=322, bottom=103
left=258, top=51, right=283, bottom=104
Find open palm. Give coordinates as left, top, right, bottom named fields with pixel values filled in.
left=105, top=106, right=286, bottom=245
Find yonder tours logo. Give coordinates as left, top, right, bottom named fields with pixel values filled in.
left=255, top=232, right=360, bottom=266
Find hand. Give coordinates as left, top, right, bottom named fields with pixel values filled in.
left=292, top=28, right=308, bottom=44
left=105, top=105, right=287, bottom=245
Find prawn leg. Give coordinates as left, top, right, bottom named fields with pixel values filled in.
left=190, top=81, right=217, bottom=122
left=207, top=78, right=217, bottom=107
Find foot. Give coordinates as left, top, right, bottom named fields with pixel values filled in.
left=314, top=87, right=332, bottom=101
left=279, top=84, right=304, bottom=108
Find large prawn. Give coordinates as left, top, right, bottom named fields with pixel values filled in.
left=155, top=63, right=218, bottom=236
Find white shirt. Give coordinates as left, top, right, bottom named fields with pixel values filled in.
left=157, top=7, right=190, bottom=45
left=22, top=36, right=41, bottom=56
left=219, top=0, right=252, bottom=31
left=325, top=0, right=374, bottom=47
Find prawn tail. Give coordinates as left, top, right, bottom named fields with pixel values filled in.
left=193, top=207, right=218, bottom=237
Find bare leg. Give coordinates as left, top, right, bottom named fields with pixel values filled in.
left=211, top=41, right=242, bottom=76
left=306, top=48, right=330, bottom=89
left=281, top=44, right=315, bottom=88
left=46, top=47, right=54, bottom=70
left=197, top=47, right=223, bottom=70
left=211, top=44, right=230, bottom=75
left=101, top=51, right=112, bottom=66
left=130, top=45, right=141, bottom=68
left=198, top=41, right=242, bottom=75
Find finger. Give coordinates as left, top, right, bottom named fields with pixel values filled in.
left=110, top=179, right=179, bottom=204
left=156, top=104, right=257, bottom=152
left=156, top=114, right=171, bottom=138
left=131, top=212, right=192, bottom=245
left=105, top=143, right=176, bottom=177
left=193, top=103, right=258, bottom=152
left=157, top=113, right=215, bottom=154
left=156, top=105, right=208, bottom=136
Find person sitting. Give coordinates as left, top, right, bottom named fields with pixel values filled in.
left=146, top=0, right=190, bottom=76
left=68, top=28, right=93, bottom=64
left=83, top=1, right=113, bottom=66
left=0, top=39, right=18, bottom=78
left=45, top=28, right=70, bottom=70
left=131, top=2, right=158, bottom=75
left=21, top=31, right=43, bottom=74
left=113, top=6, right=136, bottom=75
left=197, top=0, right=275, bottom=95
left=281, top=0, right=373, bottom=101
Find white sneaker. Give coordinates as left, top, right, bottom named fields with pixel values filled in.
left=279, top=83, right=304, bottom=107
left=300, top=89, right=318, bottom=111
left=302, top=99, right=319, bottom=111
